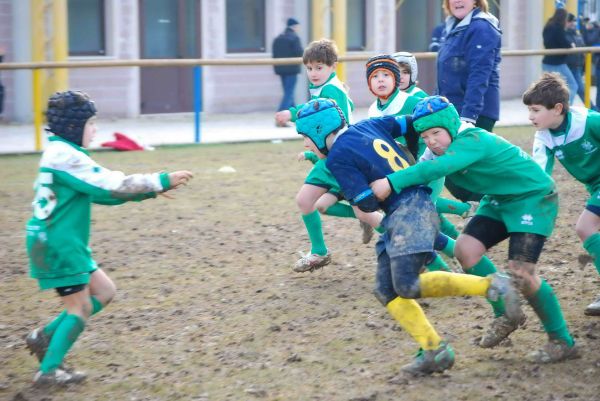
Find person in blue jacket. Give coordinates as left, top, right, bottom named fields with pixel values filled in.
left=437, top=0, right=500, bottom=203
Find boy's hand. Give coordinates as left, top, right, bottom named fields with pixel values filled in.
left=275, top=110, right=292, bottom=125
left=370, top=178, right=392, bottom=201
left=167, top=170, right=193, bottom=190
left=297, top=152, right=306, bottom=161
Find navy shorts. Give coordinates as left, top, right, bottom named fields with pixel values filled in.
left=375, top=188, right=439, bottom=258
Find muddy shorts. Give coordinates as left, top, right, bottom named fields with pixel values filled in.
left=475, top=190, right=558, bottom=237
left=375, top=187, right=439, bottom=258
left=304, top=158, right=341, bottom=196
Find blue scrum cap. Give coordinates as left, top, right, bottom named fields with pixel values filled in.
left=295, top=99, right=346, bottom=155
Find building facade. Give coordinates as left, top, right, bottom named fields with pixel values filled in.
left=0, top=0, right=594, bottom=122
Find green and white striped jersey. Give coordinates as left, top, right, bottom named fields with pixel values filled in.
left=532, top=107, right=600, bottom=189
left=290, top=72, right=354, bottom=123
left=26, top=136, right=170, bottom=282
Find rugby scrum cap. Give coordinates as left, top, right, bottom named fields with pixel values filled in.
left=412, top=96, right=461, bottom=138
left=392, top=51, right=418, bottom=86
left=296, top=98, right=346, bottom=155
left=46, top=90, right=97, bottom=146
left=365, top=55, right=400, bottom=98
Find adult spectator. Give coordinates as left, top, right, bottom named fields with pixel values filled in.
left=565, top=13, right=592, bottom=107
left=272, top=18, right=303, bottom=125
left=429, top=22, right=446, bottom=52
left=436, top=0, right=500, bottom=202
left=542, top=8, right=577, bottom=104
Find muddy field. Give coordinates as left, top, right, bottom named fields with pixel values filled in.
left=0, top=127, right=599, bottom=401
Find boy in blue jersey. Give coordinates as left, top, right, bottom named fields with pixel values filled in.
left=295, top=98, right=524, bottom=376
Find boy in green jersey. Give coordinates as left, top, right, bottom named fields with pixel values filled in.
left=391, top=52, right=476, bottom=239
left=25, top=91, right=193, bottom=387
left=392, top=51, right=428, bottom=99
left=371, top=96, right=579, bottom=363
left=523, top=72, right=600, bottom=316
left=275, top=39, right=382, bottom=272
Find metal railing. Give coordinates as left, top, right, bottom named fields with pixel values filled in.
left=1, top=46, right=599, bottom=151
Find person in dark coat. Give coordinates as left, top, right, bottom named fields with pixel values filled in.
left=565, top=13, right=593, bottom=107
left=542, top=8, right=577, bottom=104
left=436, top=0, right=501, bottom=202
left=272, top=18, right=303, bottom=120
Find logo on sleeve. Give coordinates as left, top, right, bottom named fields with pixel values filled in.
left=581, top=140, right=597, bottom=154
left=555, top=149, right=564, bottom=160
left=520, top=214, right=534, bottom=226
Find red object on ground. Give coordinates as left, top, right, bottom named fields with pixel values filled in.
left=101, top=132, right=144, bottom=151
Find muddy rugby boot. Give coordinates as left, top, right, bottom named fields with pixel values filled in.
left=33, top=368, right=86, bottom=388
left=360, top=221, right=375, bottom=244
left=401, top=342, right=455, bottom=376
left=293, top=252, right=331, bottom=273
left=26, top=328, right=50, bottom=362
left=479, top=314, right=526, bottom=348
left=527, top=339, right=580, bottom=363
left=486, top=273, right=525, bottom=324
left=584, top=296, right=600, bottom=316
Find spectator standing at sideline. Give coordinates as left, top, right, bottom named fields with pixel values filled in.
left=436, top=0, right=500, bottom=202
left=565, top=13, right=593, bottom=108
left=542, top=8, right=577, bottom=104
left=272, top=18, right=304, bottom=126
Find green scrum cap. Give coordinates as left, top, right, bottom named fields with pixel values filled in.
left=295, top=99, right=346, bottom=155
left=412, top=96, right=461, bottom=138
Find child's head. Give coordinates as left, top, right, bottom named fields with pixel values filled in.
left=412, top=96, right=460, bottom=155
left=303, top=39, right=338, bottom=86
left=295, top=98, right=346, bottom=157
left=365, top=55, right=400, bottom=100
left=522, top=73, right=569, bottom=130
left=392, top=52, right=418, bottom=91
left=46, top=90, right=97, bottom=147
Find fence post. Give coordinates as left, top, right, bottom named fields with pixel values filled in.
left=194, top=65, right=202, bottom=143
left=585, top=52, right=592, bottom=109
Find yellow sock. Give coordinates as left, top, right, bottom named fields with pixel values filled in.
left=419, top=271, right=490, bottom=298
left=386, top=297, right=441, bottom=350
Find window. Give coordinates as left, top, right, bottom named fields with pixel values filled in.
left=347, top=0, right=366, bottom=51
left=68, top=0, right=105, bottom=56
left=226, top=0, right=266, bottom=53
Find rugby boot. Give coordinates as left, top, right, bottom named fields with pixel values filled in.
left=25, top=328, right=50, bottom=362
left=293, top=252, right=331, bottom=273
left=479, top=314, right=527, bottom=348
left=527, top=339, right=580, bottom=363
left=486, top=273, right=525, bottom=325
left=401, top=342, right=455, bottom=376
left=33, top=368, right=86, bottom=387
left=584, top=295, right=600, bottom=316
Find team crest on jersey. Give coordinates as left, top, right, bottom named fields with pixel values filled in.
left=520, top=214, right=534, bottom=226
left=581, top=140, right=597, bottom=154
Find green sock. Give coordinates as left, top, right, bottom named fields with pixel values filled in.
left=439, top=214, right=460, bottom=239
left=90, top=296, right=104, bottom=315
left=583, top=233, right=600, bottom=275
left=375, top=225, right=385, bottom=234
left=302, top=210, right=327, bottom=256
left=43, top=310, right=67, bottom=337
left=526, top=279, right=574, bottom=346
left=465, top=257, right=504, bottom=317
left=436, top=197, right=471, bottom=216
left=40, top=314, right=85, bottom=373
left=43, top=296, right=103, bottom=337
left=425, top=253, right=450, bottom=272
left=324, top=202, right=356, bottom=218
